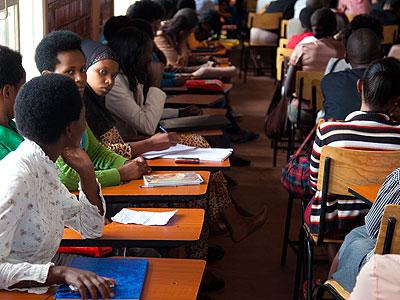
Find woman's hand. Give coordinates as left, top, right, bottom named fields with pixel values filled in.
left=49, top=266, right=115, bottom=300
left=149, top=132, right=178, bottom=151
left=179, top=105, right=202, bottom=117
left=118, top=157, right=151, bottom=182
left=61, top=147, right=94, bottom=175
left=147, top=62, right=164, bottom=88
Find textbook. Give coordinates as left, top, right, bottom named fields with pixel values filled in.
left=143, top=172, right=204, bottom=187
left=55, top=257, right=148, bottom=300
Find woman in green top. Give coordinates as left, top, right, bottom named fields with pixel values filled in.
left=34, top=30, right=151, bottom=191
left=0, top=46, right=25, bottom=160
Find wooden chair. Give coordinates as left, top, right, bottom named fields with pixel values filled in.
left=275, top=47, right=293, bottom=81
left=239, top=12, right=283, bottom=82
left=382, top=25, right=399, bottom=45
left=288, top=71, right=324, bottom=156
left=279, top=38, right=289, bottom=48
left=294, top=147, right=400, bottom=300
left=280, top=19, right=289, bottom=38
left=316, top=204, right=400, bottom=300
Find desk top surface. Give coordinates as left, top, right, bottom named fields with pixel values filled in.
left=163, top=83, right=233, bottom=95
left=147, top=158, right=230, bottom=170
left=179, top=129, right=223, bottom=136
left=101, top=170, right=210, bottom=197
left=63, top=208, right=205, bottom=242
left=0, top=258, right=206, bottom=300
left=166, top=94, right=224, bottom=106
left=348, top=184, right=381, bottom=205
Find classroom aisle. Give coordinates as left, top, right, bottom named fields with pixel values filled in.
left=208, top=74, right=301, bottom=300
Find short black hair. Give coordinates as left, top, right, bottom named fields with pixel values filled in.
left=362, top=57, right=400, bottom=111
left=341, top=14, right=383, bottom=48
left=311, top=8, right=337, bottom=38
left=154, top=0, right=177, bottom=19
left=130, top=18, right=155, bottom=39
left=103, top=16, right=133, bottom=42
left=126, top=0, right=165, bottom=22
left=177, top=0, right=196, bottom=10
left=15, top=73, right=83, bottom=144
left=35, top=30, right=82, bottom=73
left=347, top=29, right=382, bottom=65
left=0, top=45, right=25, bottom=89
left=299, top=6, right=316, bottom=31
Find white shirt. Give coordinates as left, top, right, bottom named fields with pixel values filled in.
left=105, top=73, right=177, bottom=137
left=294, top=0, right=307, bottom=18
left=0, top=140, right=105, bottom=293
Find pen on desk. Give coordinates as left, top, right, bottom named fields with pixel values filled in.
left=159, top=125, right=168, bottom=133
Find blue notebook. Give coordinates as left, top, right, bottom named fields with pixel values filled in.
left=55, top=257, right=148, bottom=300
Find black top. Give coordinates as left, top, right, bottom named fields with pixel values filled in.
left=265, top=0, right=297, bottom=19
left=322, top=68, right=366, bottom=121
left=370, top=9, right=400, bottom=25
left=83, top=85, right=116, bottom=139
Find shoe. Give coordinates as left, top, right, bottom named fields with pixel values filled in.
left=230, top=155, right=251, bottom=167
left=229, top=131, right=259, bottom=144
left=207, top=244, right=225, bottom=263
left=200, top=270, right=225, bottom=292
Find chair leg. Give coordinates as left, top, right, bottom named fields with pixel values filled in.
left=287, top=123, right=295, bottom=161
left=293, top=225, right=304, bottom=300
left=281, top=193, right=294, bottom=266
left=244, top=47, right=249, bottom=83
left=306, top=236, right=314, bottom=300
left=239, top=43, right=245, bottom=79
left=272, top=138, right=278, bottom=167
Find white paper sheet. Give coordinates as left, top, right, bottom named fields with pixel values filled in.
left=111, top=209, right=177, bottom=225
left=142, top=144, right=196, bottom=159
left=162, top=148, right=233, bottom=162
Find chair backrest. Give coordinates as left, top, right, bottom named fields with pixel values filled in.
left=279, top=38, right=289, bottom=48
left=280, top=19, right=289, bottom=38
left=382, top=25, right=399, bottom=45
left=276, top=46, right=293, bottom=81
left=295, top=71, right=324, bottom=112
left=317, top=147, right=400, bottom=196
left=247, top=12, right=283, bottom=30
left=375, top=204, right=400, bottom=254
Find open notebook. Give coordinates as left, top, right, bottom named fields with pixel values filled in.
left=143, top=172, right=204, bottom=187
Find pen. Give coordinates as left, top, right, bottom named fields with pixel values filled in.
left=159, top=125, right=168, bottom=133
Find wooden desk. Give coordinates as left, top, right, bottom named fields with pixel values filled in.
left=61, top=208, right=205, bottom=247
left=191, top=48, right=227, bottom=56
left=166, top=94, right=225, bottom=107
left=202, top=108, right=227, bottom=116
left=163, top=83, right=233, bottom=95
left=180, top=129, right=223, bottom=136
left=348, top=184, right=381, bottom=206
left=1, top=258, right=206, bottom=300
left=147, top=158, right=230, bottom=171
left=72, top=171, right=210, bottom=204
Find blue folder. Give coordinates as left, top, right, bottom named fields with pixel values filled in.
left=55, top=257, right=148, bottom=299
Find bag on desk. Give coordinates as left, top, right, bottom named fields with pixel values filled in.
left=185, top=79, right=224, bottom=92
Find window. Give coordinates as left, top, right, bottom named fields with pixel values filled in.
left=0, top=0, right=20, bottom=51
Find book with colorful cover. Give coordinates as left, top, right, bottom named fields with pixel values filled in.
left=55, top=257, right=148, bottom=300
left=143, top=172, right=204, bottom=187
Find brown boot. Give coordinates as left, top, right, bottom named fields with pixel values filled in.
left=222, top=205, right=268, bottom=243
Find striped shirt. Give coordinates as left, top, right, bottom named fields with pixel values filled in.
left=365, top=168, right=400, bottom=239
left=308, top=111, right=400, bottom=236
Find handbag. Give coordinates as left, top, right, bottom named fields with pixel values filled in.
left=264, top=80, right=288, bottom=139
left=281, top=125, right=317, bottom=199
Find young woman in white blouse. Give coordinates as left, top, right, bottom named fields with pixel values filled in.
left=0, top=74, right=114, bottom=299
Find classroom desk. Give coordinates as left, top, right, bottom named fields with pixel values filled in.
left=166, top=94, right=225, bottom=107
left=1, top=258, right=206, bottom=300
left=202, top=108, right=227, bottom=116
left=180, top=129, right=223, bottom=136
left=73, top=171, right=210, bottom=204
left=191, top=48, right=227, bottom=56
left=61, top=208, right=205, bottom=248
left=163, top=83, right=233, bottom=95
left=348, top=184, right=381, bottom=206
left=147, top=158, right=230, bottom=171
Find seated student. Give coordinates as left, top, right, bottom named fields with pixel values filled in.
left=338, top=0, right=371, bottom=17
left=349, top=254, right=400, bottom=299
left=322, top=28, right=382, bottom=120
left=285, top=7, right=346, bottom=122
left=306, top=57, right=400, bottom=238
left=0, top=46, right=25, bottom=159
left=126, top=0, right=164, bottom=34
left=34, top=30, right=150, bottom=191
left=287, top=0, right=323, bottom=39
left=328, top=167, right=400, bottom=292
left=154, top=8, right=199, bottom=68
left=371, top=0, right=400, bottom=25
left=106, top=26, right=200, bottom=137
left=287, top=6, right=317, bottom=49
left=324, top=14, right=383, bottom=74
left=193, top=10, right=222, bottom=45
left=0, top=74, right=114, bottom=299
left=82, top=39, right=178, bottom=159
left=177, top=0, right=197, bottom=10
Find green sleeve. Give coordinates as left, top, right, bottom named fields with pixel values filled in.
left=56, top=127, right=127, bottom=191
left=0, top=145, right=12, bottom=160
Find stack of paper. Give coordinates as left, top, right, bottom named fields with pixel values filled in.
left=111, top=209, right=177, bottom=225
left=142, top=144, right=196, bottom=159
left=143, top=172, right=204, bottom=187
left=142, top=144, right=233, bottom=162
